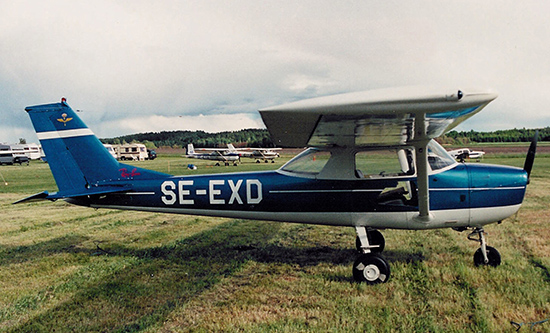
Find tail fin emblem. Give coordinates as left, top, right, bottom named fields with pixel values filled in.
left=57, top=113, right=73, bottom=126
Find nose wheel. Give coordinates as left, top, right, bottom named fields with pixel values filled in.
left=468, top=228, right=501, bottom=267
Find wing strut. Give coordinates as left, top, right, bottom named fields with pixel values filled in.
left=414, top=113, right=432, bottom=222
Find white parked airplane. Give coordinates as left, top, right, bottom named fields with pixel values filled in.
left=227, top=144, right=281, bottom=163
left=448, top=148, right=485, bottom=161
left=185, top=143, right=240, bottom=166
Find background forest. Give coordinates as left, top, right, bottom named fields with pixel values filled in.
left=101, top=127, right=550, bottom=149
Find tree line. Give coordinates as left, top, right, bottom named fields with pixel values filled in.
left=101, top=127, right=549, bottom=149
left=441, top=127, right=548, bottom=145
left=101, top=128, right=275, bottom=149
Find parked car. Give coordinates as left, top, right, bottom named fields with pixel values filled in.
left=0, top=145, right=30, bottom=165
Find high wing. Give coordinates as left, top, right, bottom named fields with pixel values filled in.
left=259, top=86, right=497, bottom=148
left=259, top=86, right=498, bottom=220
left=192, top=147, right=232, bottom=151
left=227, top=144, right=281, bottom=161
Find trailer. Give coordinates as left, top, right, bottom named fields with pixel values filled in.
left=114, top=143, right=148, bottom=161
left=103, top=144, right=118, bottom=159
left=20, top=143, right=42, bottom=160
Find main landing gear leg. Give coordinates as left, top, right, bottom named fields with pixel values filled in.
left=352, top=227, right=390, bottom=284
left=468, top=227, right=501, bottom=267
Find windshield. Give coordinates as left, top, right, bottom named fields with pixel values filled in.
left=427, top=140, right=457, bottom=171
left=281, top=148, right=331, bottom=175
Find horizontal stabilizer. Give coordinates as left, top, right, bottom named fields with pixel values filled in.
left=12, top=191, right=51, bottom=204
left=13, top=186, right=132, bottom=204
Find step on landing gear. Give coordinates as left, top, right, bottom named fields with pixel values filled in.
left=468, top=227, right=501, bottom=267
left=353, top=227, right=390, bottom=284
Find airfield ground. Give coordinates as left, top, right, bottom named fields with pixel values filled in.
left=1, top=146, right=549, bottom=332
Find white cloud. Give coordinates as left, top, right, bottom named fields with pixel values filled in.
left=1, top=0, right=550, bottom=142
left=98, top=113, right=265, bottom=138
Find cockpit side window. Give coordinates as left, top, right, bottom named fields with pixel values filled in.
left=355, top=148, right=415, bottom=178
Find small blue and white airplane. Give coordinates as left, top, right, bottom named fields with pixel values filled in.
left=16, top=87, right=537, bottom=284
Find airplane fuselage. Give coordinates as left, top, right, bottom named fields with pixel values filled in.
left=186, top=153, right=240, bottom=162
left=69, top=162, right=527, bottom=230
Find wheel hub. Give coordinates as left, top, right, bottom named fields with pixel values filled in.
left=363, top=264, right=381, bottom=281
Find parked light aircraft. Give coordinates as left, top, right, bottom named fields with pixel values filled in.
left=185, top=143, right=240, bottom=166
left=227, top=144, right=281, bottom=163
left=16, top=87, right=537, bottom=284
left=448, top=148, right=485, bottom=161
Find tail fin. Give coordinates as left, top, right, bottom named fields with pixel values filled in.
left=227, top=144, right=236, bottom=152
left=187, top=143, right=195, bottom=155
left=24, top=99, right=168, bottom=196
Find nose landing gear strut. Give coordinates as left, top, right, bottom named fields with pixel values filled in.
left=468, top=227, right=501, bottom=267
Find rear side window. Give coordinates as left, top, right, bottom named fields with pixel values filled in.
left=355, top=148, right=415, bottom=178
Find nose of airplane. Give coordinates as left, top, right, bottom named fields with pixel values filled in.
left=468, top=164, right=528, bottom=208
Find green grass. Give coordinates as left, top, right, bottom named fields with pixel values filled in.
left=1, top=153, right=550, bottom=332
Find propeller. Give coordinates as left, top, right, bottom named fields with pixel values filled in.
left=523, top=130, right=538, bottom=182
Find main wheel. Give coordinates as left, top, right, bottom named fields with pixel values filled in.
left=355, top=229, right=385, bottom=253
left=352, top=253, right=391, bottom=284
left=473, top=246, right=501, bottom=267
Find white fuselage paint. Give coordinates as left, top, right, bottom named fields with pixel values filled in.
left=88, top=202, right=521, bottom=230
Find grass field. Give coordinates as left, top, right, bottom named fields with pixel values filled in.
left=1, top=152, right=549, bottom=332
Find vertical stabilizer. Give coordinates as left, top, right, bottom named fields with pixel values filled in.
left=187, top=143, right=195, bottom=155
left=25, top=99, right=167, bottom=194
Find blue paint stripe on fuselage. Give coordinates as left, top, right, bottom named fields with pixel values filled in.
left=77, top=162, right=527, bottom=214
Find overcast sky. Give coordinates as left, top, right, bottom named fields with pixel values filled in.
left=1, top=0, right=549, bottom=143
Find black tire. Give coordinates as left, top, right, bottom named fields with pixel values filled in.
left=473, top=246, right=501, bottom=267
left=355, top=229, right=385, bottom=253
left=353, top=253, right=391, bottom=284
